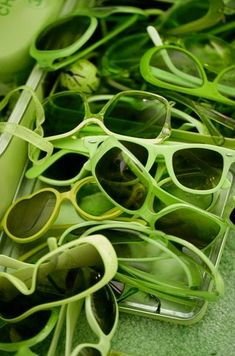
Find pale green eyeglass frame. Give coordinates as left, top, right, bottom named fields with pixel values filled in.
left=0, top=234, right=118, bottom=322
left=1, top=176, right=122, bottom=244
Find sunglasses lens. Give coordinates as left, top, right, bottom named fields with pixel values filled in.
left=42, top=152, right=88, bottom=181
left=217, top=67, right=235, bottom=99
left=155, top=208, right=221, bottom=249
left=35, top=15, right=91, bottom=51
left=0, top=310, right=51, bottom=343
left=75, top=181, right=117, bottom=216
left=104, top=93, right=168, bottom=139
left=43, top=93, right=85, bottom=136
left=149, top=48, right=203, bottom=88
left=95, top=147, right=148, bottom=210
left=6, top=191, right=57, bottom=238
left=172, top=148, right=223, bottom=190
left=91, top=285, right=116, bottom=335
left=79, top=347, right=101, bottom=356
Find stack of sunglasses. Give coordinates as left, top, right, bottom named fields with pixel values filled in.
left=0, top=1, right=235, bottom=355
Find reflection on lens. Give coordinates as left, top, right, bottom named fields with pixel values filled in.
left=95, top=147, right=148, bottom=210
left=217, top=67, right=235, bottom=99
left=149, top=48, right=203, bottom=88
left=172, top=148, right=223, bottom=190
left=104, top=92, right=167, bottom=138
left=155, top=208, right=220, bottom=249
left=91, top=285, right=116, bottom=335
left=43, top=153, right=88, bottom=180
left=6, top=191, right=57, bottom=238
left=43, top=93, right=85, bottom=136
left=79, top=346, right=101, bottom=356
left=35, top=16, right=91, bottom=50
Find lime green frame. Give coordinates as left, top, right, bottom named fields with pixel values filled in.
left=0, top=234, right=117, bottom=322
left=30, top=6, right=146, bottom=71
left=1, top=176, right=122, bottom=243
left=140, top=43, right=235, bottom=106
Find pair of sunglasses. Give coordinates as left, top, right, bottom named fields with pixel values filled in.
left=0, top=234, right=117, bottom=322
left=44, top=136, right=235, bottom=225
left=59, top=220, right=224, bottom=302
left=40, top=89, right=171, bottom=144
left=1, top=176, right=122, bottom=243
left=140, top=26, right=235, bottom=106
left=30, top=6, right=146, bottom=70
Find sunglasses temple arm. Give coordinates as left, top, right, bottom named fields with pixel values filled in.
left=47, top=305, right=67, bottom=356
left=0, top=121, right=53, bottom=164
left=147, top=26, right=200, bottom=86
left=65, top=299, right=85, bottom=356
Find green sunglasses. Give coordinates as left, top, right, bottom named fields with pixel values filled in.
left=1, top=176, right=122, bottom=244
left=156, top=0, right=224, bottom=35
left=59, top=220, right=224, bottom=302
left=140, top=26, right=235, bottom=106
left=57, top=134, right=235, bottom=194
left=40, top=89, right=171, bottom=144
left=0, top=234, right=117, bottom=322
left=30, top=6, right=146, bottom=71
left=0, top=308, right=59, bottom=355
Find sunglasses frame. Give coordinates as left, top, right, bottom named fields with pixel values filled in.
left=140, top=43, right=235, bottom=106
left=59, top=220, right=224, bottom=302
left=42, top=89, right=171, bottom=144
left=30, top=6, right=146, bottom=70
left=1, top=176, right=122, bottom=243
left=0, top=234, right=118, bottom=322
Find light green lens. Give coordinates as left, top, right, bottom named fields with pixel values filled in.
left=150, top=48, right=203, bottom=88
left=6, top=191, right=57, bottom=238
left=172, top=148, right=223, bottom=190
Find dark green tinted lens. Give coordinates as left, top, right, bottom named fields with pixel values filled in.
left=6, top=191, right=57, bottom=238
left=35, top=15, right=91, bottom=50
left=0, top=310, right=51, bottom=343
left=43, top=93, right=85, bottom=136
left=43, top=153, right=88, bottom=180
left=104, top=93, right=167, bottom=138
left=172, top=148, right=223, bottom=190
left=155, top=208, right=221, bottom=249
left=79, top=347, right=101, bottom=356
left=91, top=285, right=116, bottom=335
left=95, top=147, right=148, bottom=210
left=149, top=48, right=203, bottom=88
